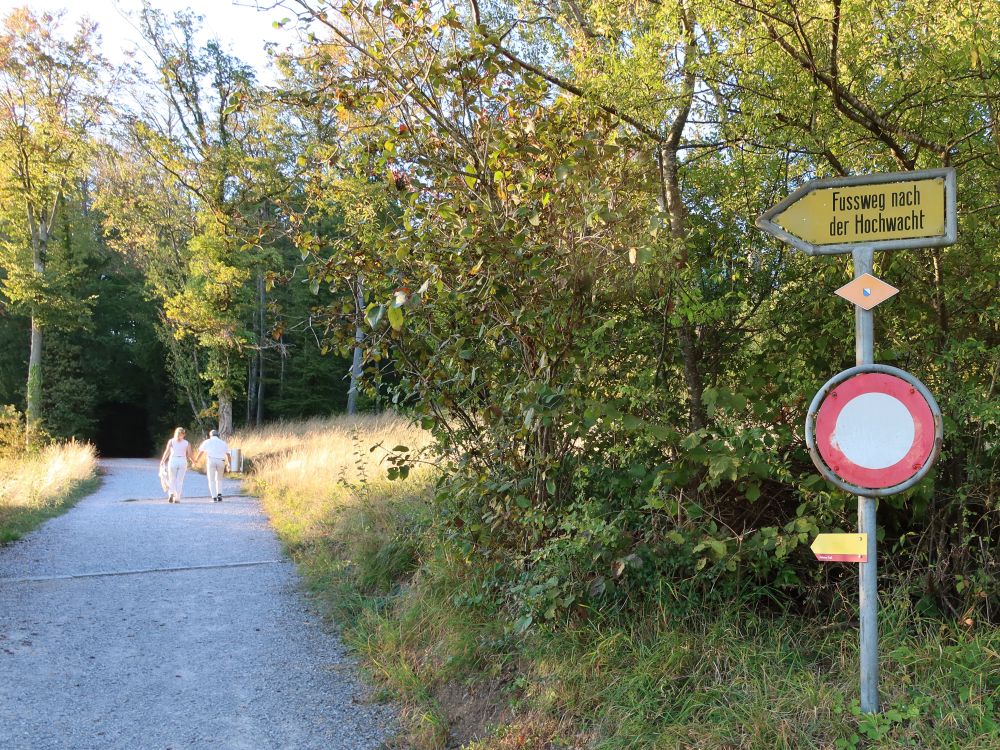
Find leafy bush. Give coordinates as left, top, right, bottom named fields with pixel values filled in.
left=287, top=0, right=1000, bottom=628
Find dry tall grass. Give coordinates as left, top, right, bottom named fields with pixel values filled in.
left=244, top=414, right=448, bottom=746
left=236, top=413, right=433, bottom=544
left=0, top=441, right=99, bottom=542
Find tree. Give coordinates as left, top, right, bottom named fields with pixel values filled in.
left=95, top=136, right=213, bottom=430
left=0, top=8, right=110, bottom=441
left=114, top=3, right=285, bottom=436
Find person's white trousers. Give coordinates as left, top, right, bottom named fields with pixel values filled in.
left=167, top=457, right=188, bottom=500
left=206, top=458, right=226, bottom=498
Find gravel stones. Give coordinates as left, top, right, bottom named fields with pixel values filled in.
left=0, top=459, right=395, bottom=749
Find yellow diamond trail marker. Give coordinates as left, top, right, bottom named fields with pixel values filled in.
left=835, top=273, right=899, bottom=310
left=811, top=533, right=868, bottom=563
left=756, top=168, right=955, bottom=256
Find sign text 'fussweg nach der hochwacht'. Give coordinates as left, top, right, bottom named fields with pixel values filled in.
left=756, top=168, right=956, bottom=256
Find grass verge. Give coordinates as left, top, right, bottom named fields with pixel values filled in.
left=244, top=417, right=1000, bottom=749
left=0, top=441, right=100, bottom=544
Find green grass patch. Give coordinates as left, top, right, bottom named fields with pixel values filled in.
left=522, top=603, right=1000, bottom=749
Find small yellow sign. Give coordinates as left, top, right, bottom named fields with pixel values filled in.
left=774, top=177, right=946, bottom=246
left=811, top=533, right=868, bottom=563
left=835, top=273, right=899, bottom=310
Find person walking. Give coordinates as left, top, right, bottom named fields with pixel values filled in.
left=159, top=427, right=193, bottom=503
left=196, top=429, right=231, bottom=502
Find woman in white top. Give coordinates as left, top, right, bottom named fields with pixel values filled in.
left=159, top=427, right=194, bottom=503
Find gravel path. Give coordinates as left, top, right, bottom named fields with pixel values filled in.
left=0, top=459, right=396, bottom=750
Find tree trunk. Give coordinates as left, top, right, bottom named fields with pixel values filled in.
left=254, top=351, right=264, bottom=425
left=659, top=144, right=706, bottom=432
left=256, top=271, right=265, bottom=425
left=218, top=394, right=233, bottom=438
left=279, top=335, right=286, bottom=401
left=246, top=355, right=257, bottom=425
left=346, top=275, right=364, bottom=415
left=654, top=9, right=704, bottom=433
left=931, top=248, right=949, bottom=352
left=24, top=201, right=52, bottom=445
left=25, top=318, right=43, bottom=444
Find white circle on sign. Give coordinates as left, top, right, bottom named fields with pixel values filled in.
left=833, top=393, right=915, bottom=469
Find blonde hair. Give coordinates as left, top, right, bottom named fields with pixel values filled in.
left=173, top=427, right=186, bottom=440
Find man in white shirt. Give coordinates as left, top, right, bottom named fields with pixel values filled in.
left=196, top=429, right=231, bottom=502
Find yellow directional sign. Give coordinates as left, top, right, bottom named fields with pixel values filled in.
left=834, top=273, right=899, bottom=310
left=757, top=168, right=956, bottom=256
left=775, top=178, right=945, bottom=246
left=811, top=533, right=868, bottom=563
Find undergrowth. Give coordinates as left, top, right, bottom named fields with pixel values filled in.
left=245, top=416, right=1000, bottom=749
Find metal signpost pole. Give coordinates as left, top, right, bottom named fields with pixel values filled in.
left=758, top=168, right=954, bottom=715
left=852, top=245, right=879, bottom=714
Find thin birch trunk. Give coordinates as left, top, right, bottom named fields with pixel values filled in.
left=24, top=198, right=58, bottom=445
left=256, top=271, right=265, bottom=425
left=247, top=356, right=257, bottom=425
left=346, top=275, right=364, bottom=415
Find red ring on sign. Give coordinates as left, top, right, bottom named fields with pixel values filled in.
left=815, top=373, right=935, bottom=489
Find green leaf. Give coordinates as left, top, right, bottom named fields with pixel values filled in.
left=387, top=304, right=404, bottom=331
left=622, top=414, right=643, bottom=430
left=365, top=304, right=385, bottom=328
left=708, top=455, right=739, bottom=481
left=706, top=539, right=727, bottom=559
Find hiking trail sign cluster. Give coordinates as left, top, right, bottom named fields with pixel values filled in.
left=757, top=167, right=954, bottom=714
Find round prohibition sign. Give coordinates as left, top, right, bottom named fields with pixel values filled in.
left=805, top=365, right=943, bottom=497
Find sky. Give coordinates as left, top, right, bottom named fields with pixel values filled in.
left=0, top=1, right=298, bottom=80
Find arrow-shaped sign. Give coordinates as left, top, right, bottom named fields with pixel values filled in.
left=757, top=168, right=956, bottom=256
left=811, top=533, right=868, bottom=563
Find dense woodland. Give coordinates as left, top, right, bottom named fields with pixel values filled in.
left=0, top=0, right=997, bottom=620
